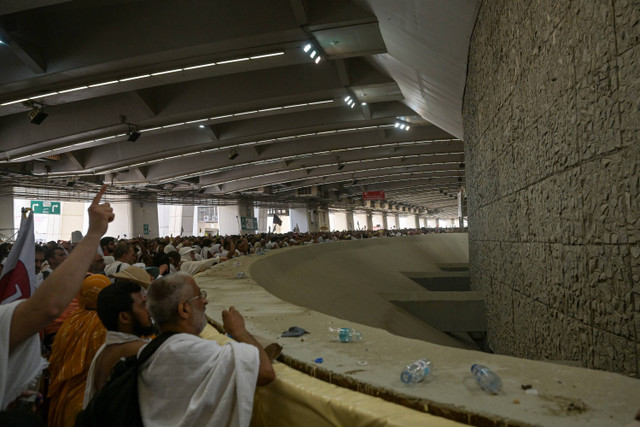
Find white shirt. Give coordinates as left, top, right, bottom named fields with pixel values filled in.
left=104, top=261, right=130, bottom=278
left=138, top=333, right=259, bottom=427
left=0, top=300, right=48, bottom=409
left=83, top=331, right=149, bottom=407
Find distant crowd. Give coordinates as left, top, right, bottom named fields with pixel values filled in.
left=0, top=226, right=467, bottom=280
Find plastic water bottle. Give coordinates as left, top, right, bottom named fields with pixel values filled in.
left=401, top=358, right=432, bottom=383
left=328, top=327, right=362, bottom=343
left=471, top=364, right=502, bottom=394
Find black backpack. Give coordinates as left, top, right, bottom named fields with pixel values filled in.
left=75, top=332, right=176, bottom=427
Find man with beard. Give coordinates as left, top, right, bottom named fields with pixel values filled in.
left=82, top=281, right=155, bottom=406
left=139, top=272, right=275, bottom=427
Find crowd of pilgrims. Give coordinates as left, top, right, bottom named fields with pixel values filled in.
left=0, top=226, right=463, bottom=426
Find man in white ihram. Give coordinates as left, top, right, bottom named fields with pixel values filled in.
left=139, top=272, right=275, bottom=426
left=0, top=186, right=114, bottom=410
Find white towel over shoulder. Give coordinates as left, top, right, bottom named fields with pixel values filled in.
left=138, top=333, right=259, bottom=427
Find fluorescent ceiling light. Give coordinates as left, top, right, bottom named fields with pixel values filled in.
left=310, top=50, right=316, bottom=58
left=303, top=44, right=311, bottom=52
left=58, top=86, right=88, bottom=93
left=250, top=51, right=284, bottom=59
left=216, top=57, right=250, bottom=64
left=1, top=98, right=28, bottom=106
left=308, top=100, right=333, bottom=105
left=30, top=92, right=58, bottom=99
left=314, top=56, right=321, bottom=64
left=183, top=62, right=216, bottom=70
left=89, top=81, right=118, bottom=87
left=151, top=69, right=182, bottom=76
left=94, top=135, right=116, bottom=142
left=119, top=74, right=151, bottom=81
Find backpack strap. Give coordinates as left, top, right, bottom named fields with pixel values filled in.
left=135, top=331, right=178, bottom=367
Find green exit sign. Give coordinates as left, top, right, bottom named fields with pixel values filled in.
left=31, top=201, right=61, bottom=215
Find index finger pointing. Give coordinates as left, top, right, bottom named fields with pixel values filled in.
left=92, top=184, right=108, bottom=205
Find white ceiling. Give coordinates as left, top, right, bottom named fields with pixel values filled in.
left=0, top=0, right=479, bottom=217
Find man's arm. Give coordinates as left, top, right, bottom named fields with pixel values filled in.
left=9, top=185, right=114, bottom=353
left=222, top=306, right=275, bottom=386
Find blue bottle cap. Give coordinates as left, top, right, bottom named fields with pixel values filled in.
left=314, top=357, right=323, bottom=363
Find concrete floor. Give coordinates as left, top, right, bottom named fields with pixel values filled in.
left=197, top=234, right=640, bottom=426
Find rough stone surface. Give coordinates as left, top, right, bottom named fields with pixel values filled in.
left=463, top=0, right=640, bottom=377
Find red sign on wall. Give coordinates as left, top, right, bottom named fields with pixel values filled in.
left=362, top=191, right=386, bottom=200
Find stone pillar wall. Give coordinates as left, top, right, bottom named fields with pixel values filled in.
left=463, top=0, right=639, bottom=376
left=130, top=199, right=160, bottom=238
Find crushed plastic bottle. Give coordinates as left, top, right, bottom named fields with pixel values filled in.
left=471, top=364, right=502, bottom=394
left=328, top=327, right=362, bottom=343
left=401, top=358, right=432, bottom=383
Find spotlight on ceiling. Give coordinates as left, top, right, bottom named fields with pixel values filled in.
left=229, top=148, right=239, bottom=160
left=27, top=103, right=48, bottom=125
left=394, top=119, right=411, bottom=131
left=127, top=126, right=141, bottom=142
left=303, top=42, right=322, bottom=64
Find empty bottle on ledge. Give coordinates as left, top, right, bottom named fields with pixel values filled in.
left=401, top=358, right=432, bottom=383
left=328, top=327, right=362, bottom=343
left=471, top=364, right=502, bottom=394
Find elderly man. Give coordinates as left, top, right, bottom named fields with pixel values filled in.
left=83, top=281, right=154, bottom=405
left=139, top=272, right=275, bottom=427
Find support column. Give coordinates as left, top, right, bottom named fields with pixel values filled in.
left=458, top=191, right=464, bottom=228
left=239, top=201, right=256, bottom=234
left=181, top=205, right=195, bottom=236
left=414, top=214, right=420, bottom=228
left=0, top=195, right=15, bottom=240
left=219, top=202, right=255, bottom=235
left=257, top=207, right=268, bottom=232
left=366, top=212, right=373, bottom=230
left=218, top=205, right=242, bottom=235
left=394, top=214, right=400, bottom=230
left=346, top=209, right=355, bottom=231
left=382, top=213, right=388, bottom=230
left=317, top=207, right=330, bottom=232
left=290, top=207, right=309, bottom=233
left=130, top=198, right=160, bottom=238
left=307, top=208, right=320, bottom=233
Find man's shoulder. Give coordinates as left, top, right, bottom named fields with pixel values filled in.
left=153, top=333, right=221, bottom=356
left=100, top=339, right=147, bottom=365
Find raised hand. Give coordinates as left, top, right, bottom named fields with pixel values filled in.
left=87, top=185, right=114, bottom=237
